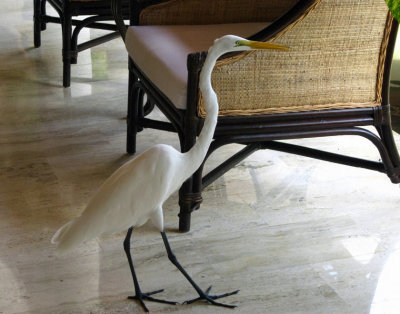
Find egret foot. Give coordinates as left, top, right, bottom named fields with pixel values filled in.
left=124, top=228, right=178, bottom=312
left=128, top=289, right=178, bottom=313
left=161, top=232, right=239, bottom=309
left=184, top=285, right=239, bottom=308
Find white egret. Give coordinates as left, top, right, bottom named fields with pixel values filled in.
left=52, top=35, right=289, bottom=312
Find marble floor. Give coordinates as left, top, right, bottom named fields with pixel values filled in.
left=2, top=1, right=400, bottom=313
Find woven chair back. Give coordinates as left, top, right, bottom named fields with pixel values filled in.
left=197, top=0, right=392, bottom=117
left=139, top=0, right=300, bottom=25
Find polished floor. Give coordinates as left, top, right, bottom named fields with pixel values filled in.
left=2, top=1, right=400, bottom=313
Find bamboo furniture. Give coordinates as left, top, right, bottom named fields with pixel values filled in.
left=111, top=0, right=400, bottom=232
left=33, top=0, right=129, bottom=87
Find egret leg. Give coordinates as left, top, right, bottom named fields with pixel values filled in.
left=124, top=227, right=178, bottom=312
left=161, top=231, right=239, bottom=308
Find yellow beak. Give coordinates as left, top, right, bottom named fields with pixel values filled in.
left=236, top=39, right=289, bottom=51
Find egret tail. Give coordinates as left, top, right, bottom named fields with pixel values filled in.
left=51, top=218, right=85, bottom=254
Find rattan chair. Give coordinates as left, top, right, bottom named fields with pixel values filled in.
left=111, top=0, right=400, bottom=232
left=33, top=0, right=129, bottom=87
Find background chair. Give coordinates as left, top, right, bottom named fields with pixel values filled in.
left=112, top=0, right=400, bottom=232
left=33, top=0, right=129, bottom=87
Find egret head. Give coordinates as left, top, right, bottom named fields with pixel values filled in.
left=212, top=35, right=289, bottom=53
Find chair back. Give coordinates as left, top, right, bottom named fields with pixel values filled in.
left=197, top=0, right=394, bottom=117
left=138, top=0, right=300, bottom=25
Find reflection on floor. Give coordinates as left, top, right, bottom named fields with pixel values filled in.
left=1, top=1, right=400, bottom=313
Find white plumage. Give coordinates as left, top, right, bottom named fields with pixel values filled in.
left=52, top=144, right=190, bottom=253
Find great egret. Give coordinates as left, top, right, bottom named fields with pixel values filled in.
left=52, top=35, right=289, bottom=312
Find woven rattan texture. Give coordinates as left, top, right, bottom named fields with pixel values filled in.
left=197, top=0, right=391, bottom=117
left=139, top=0, right=300, bottom=25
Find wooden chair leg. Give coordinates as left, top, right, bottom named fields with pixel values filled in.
left=40, top=0, right=47, bottom=30
left=178, top=126, right=200, bottom=232
left=33, top=0, right=42, bottom=47
left=178, top=172, right=204, bottom=232
left=184, top=164, right=204, bottom=231
left=61, top=14, right=72, bottom=87
left=127, top=71, right=140, bottom=154
left=137, top=88, right=145, bottom=133
left=178, top=180, right=193, bottom=232
left=379, top=124, right=400, bottom=183
left=70, top=30, right=78, bottom=64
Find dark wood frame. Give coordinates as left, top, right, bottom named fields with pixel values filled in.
left=33, top=0, right=129, bottom=87
left=111, top=0, right=400, bottom=232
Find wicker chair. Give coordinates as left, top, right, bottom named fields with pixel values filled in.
left=111, top=0, right=400, bottom=232
left=33, top=0, right=129, bottom=87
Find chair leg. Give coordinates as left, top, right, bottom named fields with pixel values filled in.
left=70, top=35, right=78, bottom=65
left=137, top=88, right=145, bottom=133
left=126, top=70, right=140, bottom=154
left=61, top=13, right=72, bottom=87
left=33, top=0, right=42, bottom=47
left=379, top=124, right=400, bottom=183
left=70, top=20, right=86, bottom=65
left=178, top=127, right=200, bottom=232
left=178, top=181, right=193, bottom=232
left=40, top=0, right=47, bottom=30
left=179, top=165, right=204, bottom=232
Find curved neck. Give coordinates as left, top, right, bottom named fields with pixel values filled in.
left=182, top=47, right=222, bottom=177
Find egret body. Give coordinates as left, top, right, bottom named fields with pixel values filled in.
left=52, top=35, right=288, bottom=312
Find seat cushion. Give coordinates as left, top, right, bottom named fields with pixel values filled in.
left=125, top=23, right=269, bottom=110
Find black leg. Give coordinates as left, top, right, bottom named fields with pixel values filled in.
left=124, top=227, right=178, bottom=312
left=61, top=14, right=72, bottom=88
left=126, top=68, right=139, bottom=154
left=178, top=127, right=197, bottom=232
left=161, top=231, right=239, bottom=308
left=40, top=0, right=47, bottom=30
left=33, top=0, right=42, bottom=47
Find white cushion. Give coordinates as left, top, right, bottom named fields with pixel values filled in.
left=125, top=23, right=269, bottom=110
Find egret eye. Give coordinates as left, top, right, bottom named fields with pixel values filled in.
left=234, top=40, right=241, bottom=47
